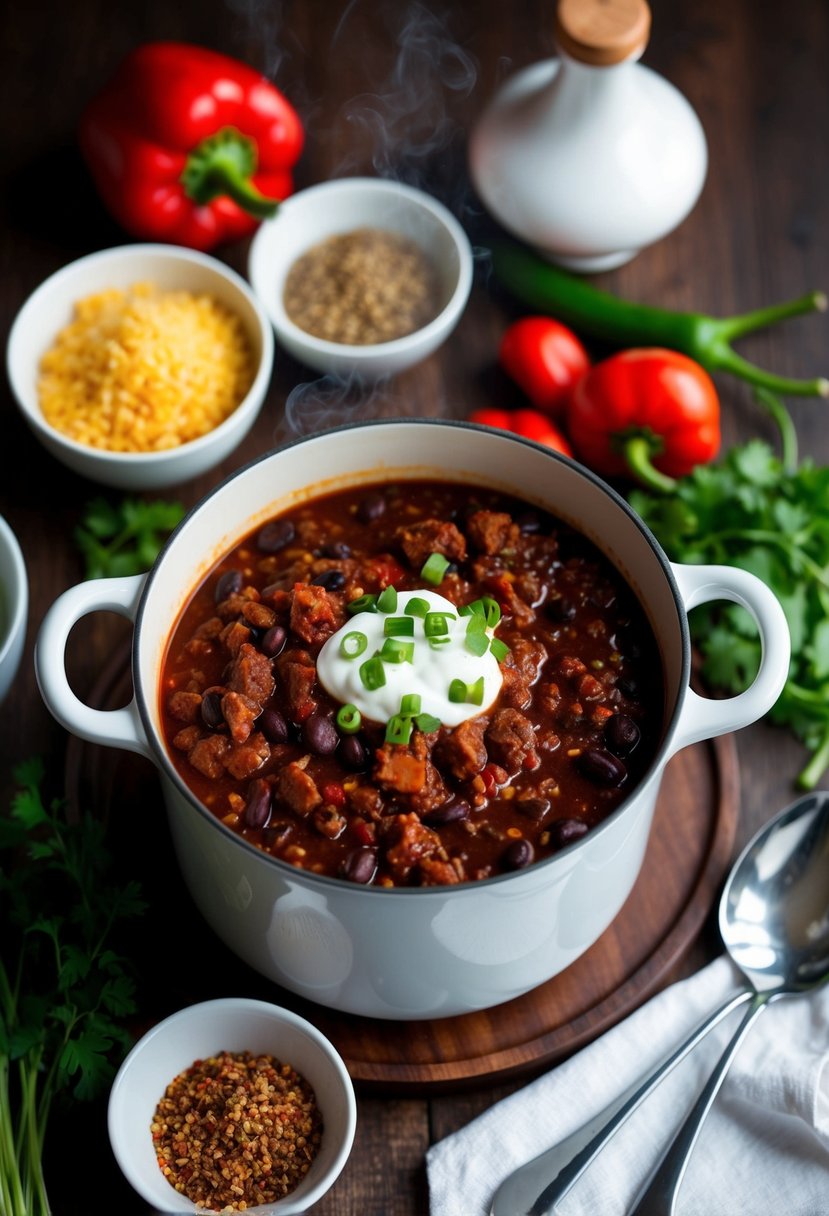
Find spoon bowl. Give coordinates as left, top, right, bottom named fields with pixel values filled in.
left=489, top=791, right=829, bottom=1216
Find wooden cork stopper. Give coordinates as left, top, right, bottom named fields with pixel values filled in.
left=554, top=0, right=651, bottom=65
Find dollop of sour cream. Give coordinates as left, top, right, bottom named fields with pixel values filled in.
left=317, top=588, right=504, bottom=728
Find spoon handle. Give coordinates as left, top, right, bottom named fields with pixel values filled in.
left=629, top=991, right=771, bottom=1216
left=488, top=988, right=751, bottom=1216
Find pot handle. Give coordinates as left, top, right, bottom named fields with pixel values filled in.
left=668, top=562, right=791, bottom=754
left=35, top=574, right=154, bottom=761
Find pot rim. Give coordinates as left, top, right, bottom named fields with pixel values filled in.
left=133, top=417, right=690, bottom=896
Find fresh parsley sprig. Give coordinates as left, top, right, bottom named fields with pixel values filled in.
left=74, top=496, right=185, bottom=580
left=0, top=759, right=145, bottom=1216
left=629, top=428, right=829, bottom=789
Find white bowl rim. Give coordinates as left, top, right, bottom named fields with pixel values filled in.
left=248, top=175, right=474, bottom=357
left=107, top=995, right=357, bottom=1213
left=0, top=514, right=28, bottom=667
left=6, top=242, right=275, bottom=467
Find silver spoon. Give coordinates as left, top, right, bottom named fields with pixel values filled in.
left=489, top=791, right=829, bottom=1216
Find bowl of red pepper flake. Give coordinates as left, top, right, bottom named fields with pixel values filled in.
left=108, top=997, right=356, bottom=1214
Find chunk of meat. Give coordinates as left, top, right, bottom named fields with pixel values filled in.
left=435, top=718, right=487, bottom=782
left=224, top=732, right=270, bottom=779
left=374, top=744, right=426, bottom=794
left=383, top=812, right=442, bottom=881
left=276, top=649, right=317, bottom=722
left=219, top=619, right=252, bottom=656
left=486, top=708, right=539, bottom=773
left=290, top=582, right=342, bottom=645
left=188, top=734, right=231, bottom=779
left=395, top=518, right=467, bottom=570
left=274, top=761, right=322, bottom=817
left=228, top=642, right=275, bottom=704
left=221, top=690, right=260, bottom=744
left=466, top=510, right=519, bottom=556
left=509, top=638, right=548, bottom=683
left=419, top=855, right=465, bottom=885
left=167, top=690, right=202, bottom=724
left=499, top=664, right=532, bottom=710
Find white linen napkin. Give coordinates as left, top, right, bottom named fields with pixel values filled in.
left=426, top=957, right=829, bottom=1215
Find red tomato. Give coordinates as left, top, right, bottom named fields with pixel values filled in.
left=468, top=407, right=574, bottom=457
left=499, top=316, right=591, bottom=418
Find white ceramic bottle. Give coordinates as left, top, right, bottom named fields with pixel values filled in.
left=469, top=0, right=708, bottom=271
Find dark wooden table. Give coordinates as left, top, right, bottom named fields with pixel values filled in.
left=2, top=1, right=827, bottom=1212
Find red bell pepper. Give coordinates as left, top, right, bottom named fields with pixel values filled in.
left=499, top=316, right=590, bottom=417
left=566, top=348, right=721, bottom=490
left=79, top=42, right=304, bottom=251
left=468, top=407, right=574, bottom=456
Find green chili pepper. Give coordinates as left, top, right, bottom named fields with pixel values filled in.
left=492, top=241, right=829, bottom=399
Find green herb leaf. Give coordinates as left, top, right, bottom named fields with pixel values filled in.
left=74, top=496, right=184, bottom=580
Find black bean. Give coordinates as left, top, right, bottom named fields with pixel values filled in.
left=214, top=569, right=242, bottom=603
left=341, top=848, right=378, bottom=885
left=339, top=734, right=369, bottom=770
left=423, top=799, right=471, bottom=827
left=357, top=492, right=386, bottom=523
left=244, top=779, right=272, bottom=829
left=263, top=821, right=293, bottom=849
left=303, top=713, right=339, bottom=755
left=260, top=624, right=287, bottom=658
left=547, top=817, right=589, bottom=849
left=617, top=675, right=641, bottom=700
left=311, top=569, right=346, bottom=591
left=256, top=519, right=295, bottom=553
left=515, top=797, right=551, bottom=822
left=200, top=691, right=225, bottom=731
left=321, top=541, right=351, bottom=559
left=259, top=708, right=289, bottom=743
left=605, top=713, right=641, bottom=757
left=577, top=748, right=627, bottom=786
left=516, top=510, right=542, bottom=534
left=501, top=838, right=534, bottom=871
left=546, top=596, right=577, bottom=622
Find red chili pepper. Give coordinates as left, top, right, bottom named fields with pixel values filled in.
left=566, top=348, right=721, bottom=490
left=79, top=42, right=304, bottom=251
left=322, top=782, right=347, bottom=808
left=469, top=407, right=574, bottom=457
left=499, top=316, right=591, bottom=418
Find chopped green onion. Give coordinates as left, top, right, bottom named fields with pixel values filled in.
left=459, top=599, right=485, bottom=618
left=424, top=611, right=455, bottom=637
left=465, top=612, right=486, bottom=634
left=336, top=703, right=362, bottom=733
left=404, top=596, right=430, bottom=618
left=465, top=630, right=489, bottom=657
left=377, top=585, right=398, bottom=613
left=400, top=693, right=422, bottom=716
left=481, top=596, right=502, bottom=627
left=380, top=638, right=414, bottom=664
left=360, top=656, right=386, bottom=690
left=490, top=637, right=510, bottom=662
left=384, top=616, right=414, bottom=637
left=421, top=552, right=450, bottom=585
left=385, top=714, right=413, bottom=745
left=448, top=676, right=485, bottom=705
left=428, top=635, right=451, bottom=648
left=347, top=593, right=378, bottom=615
left=415, top=712, right=441, bottom=733
left=339, top=630, right=368, bottom=659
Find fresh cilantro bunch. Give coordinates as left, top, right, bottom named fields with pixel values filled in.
left=74, top=496, right=184, bottom=579
left=0, top=759, right=145, bottom=1216
left=629, top=437, right=829, bottom=789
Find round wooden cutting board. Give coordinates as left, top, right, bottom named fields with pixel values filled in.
left=67, top=648, right=739, bottom=1093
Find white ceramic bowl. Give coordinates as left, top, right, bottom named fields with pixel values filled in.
left=248, top=177, right=473, bottom=378
left=108, top=997, right=356, bottom=1214
left=6, top=244, right=274, bottom=491
left=35, top=421, right=791, bottom=1020
left=0, top=514, right=28, bottom=704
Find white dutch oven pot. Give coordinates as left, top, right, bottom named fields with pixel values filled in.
left=36, top=422, right=790, bottom=1019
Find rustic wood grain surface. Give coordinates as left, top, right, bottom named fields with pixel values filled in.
left=1, top=1, right=827, bottom=1212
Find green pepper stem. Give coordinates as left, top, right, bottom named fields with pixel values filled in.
left=753, top=388, right=799, bottom=472
left=622, top=435, right=677, bottom=494
left=181, top=127, right=280, bottom=219
left=718, top=290, right=827, bottom=341
left=708, top=344, right=829, bottom=398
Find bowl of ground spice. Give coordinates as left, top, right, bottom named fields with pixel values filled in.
left=6, top=244, right=274, bottom=490
left=248, top=176, right=473, bottom=379
left=108, top=997, right=356, bottom=1214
